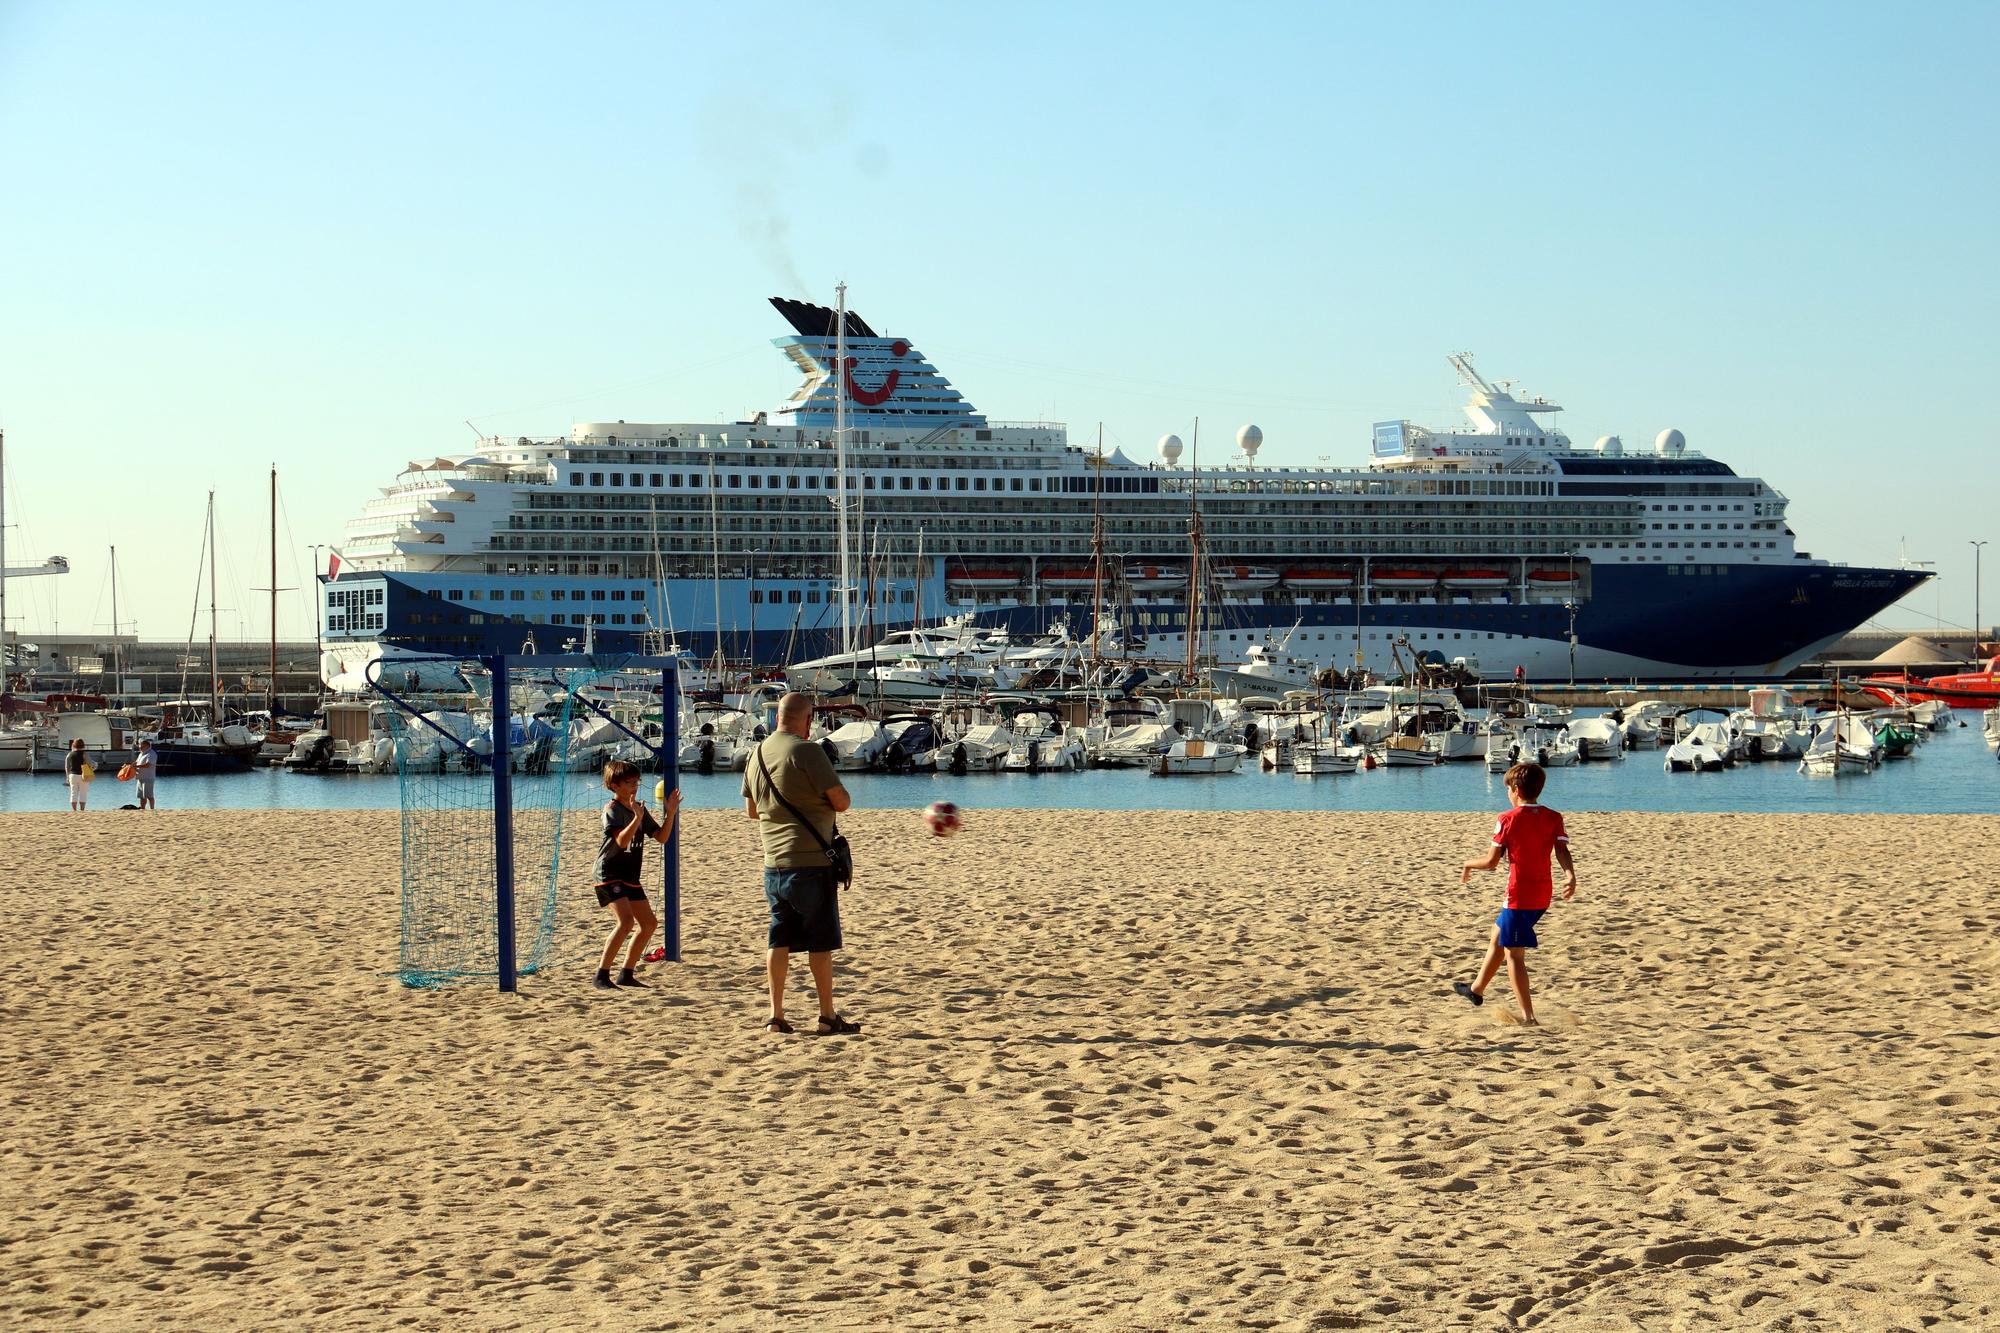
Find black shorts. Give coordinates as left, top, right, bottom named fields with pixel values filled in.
left=596, top=882, right=649, bottom=909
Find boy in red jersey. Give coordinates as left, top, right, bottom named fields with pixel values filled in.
left=1453, top=761, right=1575, bottom=1024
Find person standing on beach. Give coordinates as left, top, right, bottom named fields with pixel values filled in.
left=1453, top=761, right=1575, bottom=1024
left=743, top=692, right=859, bottom=1036
left=64, top=738, right=93, bottom=812
left=132, top=739, right=158, bottom=810
left=591, top=760, right=682, bottom=991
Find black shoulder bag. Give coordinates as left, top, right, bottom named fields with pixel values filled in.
left=755, top=741, right=853, bottom=888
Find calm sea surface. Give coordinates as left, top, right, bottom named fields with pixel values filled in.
left=5, top=713, right=1993, bottom=816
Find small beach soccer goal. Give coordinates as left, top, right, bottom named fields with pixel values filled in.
left=369, top=653, right=682, bottom=992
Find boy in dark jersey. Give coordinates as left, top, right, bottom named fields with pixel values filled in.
left=592, top=760, right=682, bottom=991
left=1453, top=761, right=1575, bottom=1024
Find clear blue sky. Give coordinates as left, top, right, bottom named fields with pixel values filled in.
left=1, top=1, right=1994, bottom=645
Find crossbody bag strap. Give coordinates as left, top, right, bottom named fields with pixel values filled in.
left=755, top=741, right=838, bottom=857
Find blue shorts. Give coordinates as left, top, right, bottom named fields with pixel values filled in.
left=1495, top=908, right=1546, bottom=949
left=766, top=867, right=842, bottom=953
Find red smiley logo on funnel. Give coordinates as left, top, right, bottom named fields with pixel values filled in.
left=833, top=339, right=909, bottom=407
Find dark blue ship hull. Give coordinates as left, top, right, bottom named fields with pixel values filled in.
left=353, top=561, right=1924, bottom=682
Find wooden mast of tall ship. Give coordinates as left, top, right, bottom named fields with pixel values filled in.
left=1183, top=419, right=1202, bottom=688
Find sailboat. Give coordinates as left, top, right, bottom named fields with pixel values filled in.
left=150, top=493, right=260, bottom=773
left=1153, top=422, right=1247, bottom=777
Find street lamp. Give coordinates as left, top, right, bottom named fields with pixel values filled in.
left=1973, top=540, right=1989, bottom=648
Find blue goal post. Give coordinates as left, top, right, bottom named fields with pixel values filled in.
left=368, top=652, right=683, bottom=993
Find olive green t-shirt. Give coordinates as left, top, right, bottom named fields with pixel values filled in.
left=742, top=733, right=846, bottom=869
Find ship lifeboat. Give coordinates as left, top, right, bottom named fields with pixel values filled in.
left=946, top=567, right=1021, bottom=590
left=1212, top=564, right=1280, bottom=591
left=1124, top=564, right=1188, bottom=591
left=1371, top=568, right=1438, bottom=591
left=1283, top=567, right=1356, bottom=590
left=1442, top=568, right=1511, bottom=591
left=1527, top=568, right=1580, bottom=588
left=1037, top=567, right=1098, bottom=591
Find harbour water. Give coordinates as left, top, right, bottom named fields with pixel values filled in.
left=4, top=714, right=1991, bottom=816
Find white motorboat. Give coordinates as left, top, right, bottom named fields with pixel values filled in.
left=1151, top=737, right=1246, bottom=775
left=1984, top=705, right=1999, bottom=750
left=1564, top=715, right=1626, bottom=762
left=1664, top=720, right=1734, bottom=773
left=820, top=718, right=893, bottom=772
left=1208, top=642, right=1319, bottom=699
left=1001, top=707, right=1086, bottom=772
left=1373, top=733, right=1440, bottom=767
left=1799, top=713, right=1880, bottom=775
left=1292, top=739, right=1366, bottom=774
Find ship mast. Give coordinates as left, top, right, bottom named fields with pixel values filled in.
left=1184, top=419, right=1202, bottom=688
left=833, top=282, right=853, bottom=666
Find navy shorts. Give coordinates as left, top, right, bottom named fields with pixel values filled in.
left=1495, top=908, right=1546, bottom=949
left=766, top=867, right=842, bottom=953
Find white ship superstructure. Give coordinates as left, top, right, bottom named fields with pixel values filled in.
left=323, top=298, right=1925, bottom=682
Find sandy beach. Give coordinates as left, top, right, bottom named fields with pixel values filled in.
left=3, top=807, right=1996, bottom=1330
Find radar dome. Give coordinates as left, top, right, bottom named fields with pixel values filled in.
left=1596, top=434, right=1623, bottom=457
left=1157, top=434, right=1184, bottom=464
left=1235, top=424, right=1263, bottom=462
left=1655, top=428, right=1686, bottom=455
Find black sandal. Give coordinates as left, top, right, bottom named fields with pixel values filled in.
left=814, top=1014, right=861, bottom=1036
left=764, top=1018, right=794, bottom=1034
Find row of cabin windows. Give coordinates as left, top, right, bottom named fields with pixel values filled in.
left=573, top=470, right=1044, bottom=493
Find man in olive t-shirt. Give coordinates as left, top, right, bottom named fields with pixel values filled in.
left=742, top=692, right=857, bottom=1036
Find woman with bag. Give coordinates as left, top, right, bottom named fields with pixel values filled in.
left=64, top=738, right=93, bottom=812
left=741, top=692, right=860, bottom=1037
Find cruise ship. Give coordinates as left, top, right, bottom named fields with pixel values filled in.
left=322, top=296, right=1926, bottom=683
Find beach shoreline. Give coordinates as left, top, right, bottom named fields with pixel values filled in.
left=4, top=809, right=1996, bottom=1329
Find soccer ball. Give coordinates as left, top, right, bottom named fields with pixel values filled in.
left=923, top=801, right=962, bottom=837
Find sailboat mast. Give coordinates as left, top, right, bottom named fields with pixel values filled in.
left=206, top=491, right=220, bottom=714
left=1090, top=423, right=1105, bottom=669
left=833, top=281, right=853, bottom=663
left=913, top=526, right=925, bottom=631
left=708, top=458, right=723, bottom=678
left=268, top=467, right=278, bottom=714
left=109, top=545, right=121, bottom=691
left=1184, top=419, right=1202, bottom=687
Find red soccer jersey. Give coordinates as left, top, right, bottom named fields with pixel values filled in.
left=1492, top=804, right=1569, bottom=910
